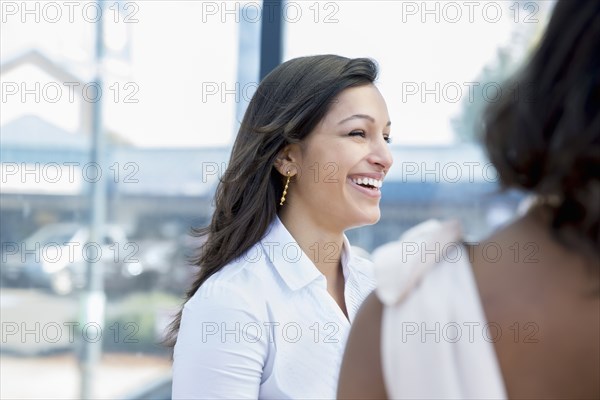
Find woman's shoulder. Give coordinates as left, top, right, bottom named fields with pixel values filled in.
left=371, top=219, right=468, bottom=306
left=187, top=243, right=272, bottom=310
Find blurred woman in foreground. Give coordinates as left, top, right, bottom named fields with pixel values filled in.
left=338, top=0, right=600, bottom=398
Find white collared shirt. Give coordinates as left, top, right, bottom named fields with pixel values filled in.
left=172, top=216, right=375, bottom=399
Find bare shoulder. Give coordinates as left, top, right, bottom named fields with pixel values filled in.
left=337, top=291, right=387, bottom=400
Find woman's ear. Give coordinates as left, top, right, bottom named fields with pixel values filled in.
left=274, top=144, right=301, bottom=176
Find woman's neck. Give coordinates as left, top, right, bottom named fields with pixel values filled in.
left=278, top=209, right=345, bottom=279
left=278, top=208, right=350, bottom=321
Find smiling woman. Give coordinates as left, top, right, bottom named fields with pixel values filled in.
left=277, top=85, right=392, bottom=235
left=165, top=55, right=393, bottom=399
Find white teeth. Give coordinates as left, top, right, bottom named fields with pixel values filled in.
left=351, top=177, right=383, bottom=189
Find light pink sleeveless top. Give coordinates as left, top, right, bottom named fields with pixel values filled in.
left=372, top=220, right=507, bottom=399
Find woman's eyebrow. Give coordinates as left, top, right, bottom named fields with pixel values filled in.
left=338, top=114, right=392, bottom=127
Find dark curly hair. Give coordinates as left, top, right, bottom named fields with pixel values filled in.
left=482, top=0, right=600, bottom=264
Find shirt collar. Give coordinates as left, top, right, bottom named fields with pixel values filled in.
left=260, top=215, right=353, bottom=291
left=340, top=234, right=353, bottom=282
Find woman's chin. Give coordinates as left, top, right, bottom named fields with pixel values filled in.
left=347, top=208, right=381, bottom=228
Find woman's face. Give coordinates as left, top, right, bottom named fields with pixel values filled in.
left=282, top=84, right=393, bottom=232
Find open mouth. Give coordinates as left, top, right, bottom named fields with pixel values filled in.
left=347, top=176, right=383, bottom=199
left=350, top=177, right=382, bottom=191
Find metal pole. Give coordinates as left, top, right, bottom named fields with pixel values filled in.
left=259, top=0, right=283, bottom=80
left=79, top=1, right=106, bottom=398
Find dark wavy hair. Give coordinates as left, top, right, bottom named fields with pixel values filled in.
left=164, top=55, right=379, bottom=347
left=482, top=0, right=600, bottom=264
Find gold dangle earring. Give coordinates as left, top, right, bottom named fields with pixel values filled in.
left=279, top=171, right=291, bottom=206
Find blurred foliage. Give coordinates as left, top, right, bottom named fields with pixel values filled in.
left=452, top=0, right=549, bottom=142
left=451, top=48, right=514, bottom=143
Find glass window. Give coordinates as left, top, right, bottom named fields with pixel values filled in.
left=0, top=1, right=556, bottom=398
left=1, top=1, right=253, bottom=398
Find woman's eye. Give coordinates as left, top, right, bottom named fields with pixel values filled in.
left=384, top=135, right=392, bottom=144
left=348, top=130, right=366, bottom=138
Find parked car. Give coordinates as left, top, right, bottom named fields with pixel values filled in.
left=133, top=234, right=201, bottom=295
left=160, top=233, right=201, bottom=295
left=1, top=223, right=148, bottom=295
left=132, top=239, right=178, bottom=290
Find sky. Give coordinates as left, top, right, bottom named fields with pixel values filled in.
left=1, top=0, right=554, bottom=148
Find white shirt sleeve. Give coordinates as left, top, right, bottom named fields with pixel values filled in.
left=172, top=282, right=268, bottom=399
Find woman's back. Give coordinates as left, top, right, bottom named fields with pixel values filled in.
left=471, top=208, right=600, bottom=398
left=338, top=1, right=599, bottom=398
